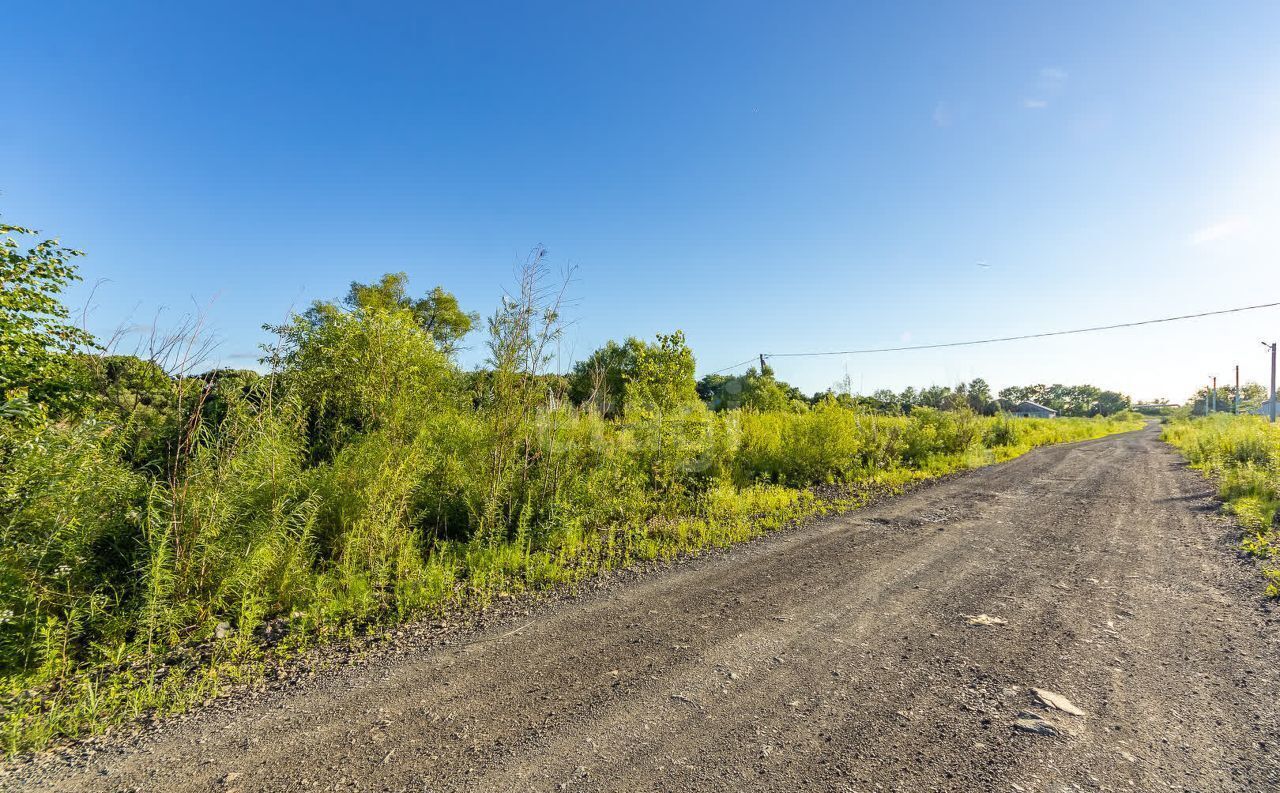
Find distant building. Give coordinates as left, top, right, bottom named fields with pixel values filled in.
left=1010, top=400, right=1057, bottom=419
left=1253, top=399, right=1280, bottom=417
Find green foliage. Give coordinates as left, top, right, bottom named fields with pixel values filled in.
left=698, top=363, right=808, bottom=412
left=0, top=221, right=96, bottom=403
left=984, top=414, right=1022, bottom=447
left=1163, top=415, right=1280, bottom=593
left=965, top=378, right=995, bottom=414
left=194, top=367, right=265, bottom=430
left=696, top=372, right=1131, bottom=420
left=0, top=413, right=147, bottom=673
left=565, top=338, right=642, bottom=417
left=626, top=331, right=698, bottom=414
left=336, top=273, right=477, bottom=356
left=997, top=383, right=1130, bottom=417
left=267, top=302, right=460, bottom=461
left=736, top=402, right=864, bottom=483
left=1185, top=382, right=1268, bottom=416
left=62, top=354, right=199, bottom=470
left=473, top=249, right=569, bottom=543
left=569, top=332, right=703, bottom=418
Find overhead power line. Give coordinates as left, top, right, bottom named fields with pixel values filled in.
left=707, top=356, right=762, bottom=375
left=706, top=299, right=1280, bottom=373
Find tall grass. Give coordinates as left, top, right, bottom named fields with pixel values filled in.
left=1162, top=414, right=1280, bottom=594
left=0, top=384, right=1140, bottom=754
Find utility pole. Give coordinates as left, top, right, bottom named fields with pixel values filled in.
left=1212, top=375, right=1217, bottom=414
left=1235, top=365, right=1240, bottom=415
left=759, top=353, right=767, bottom=374
left=1266, top=342, right=1278, bottom=423
left=1208, top=376, right=1216, bottom=415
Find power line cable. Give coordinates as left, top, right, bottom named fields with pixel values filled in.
left=704, top=299, right=1280, bottom=374
left=766, top=300, right=1280, bottom=359
left=706, top=356, right=761, bottom=375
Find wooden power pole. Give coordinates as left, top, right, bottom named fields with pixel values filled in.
left=1271, top=343, right=1278, bottom=423
left=1265, top=342, right=1278, bottom=423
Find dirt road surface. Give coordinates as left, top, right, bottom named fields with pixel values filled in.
left=9, top=426, right=1280, bottom=792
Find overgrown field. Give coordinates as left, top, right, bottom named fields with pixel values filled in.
left=0, top=403, right=1139, bottom=755
left=1, top=224, right=1143, bottom=754
left=1162, top=415, right=1280, bottom=595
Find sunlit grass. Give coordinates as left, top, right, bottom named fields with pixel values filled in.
left=0, top=404, right=1141, bottom=755
left=1162, top=414, right=1280, bottom=594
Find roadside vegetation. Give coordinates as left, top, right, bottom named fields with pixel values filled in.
left=1179, top=383, right=1271, bottom=418
left=1162, top=414, right=1280, bottom=596
left=0, top=217, right=1143, bottom=754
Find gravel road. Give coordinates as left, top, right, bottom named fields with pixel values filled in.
left=8, top=425, right=1280, bottom=792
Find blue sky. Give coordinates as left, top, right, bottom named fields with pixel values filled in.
left=3, top=1, right=1279, bottom=401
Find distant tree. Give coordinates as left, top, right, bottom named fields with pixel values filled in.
left=1043, top=384, right=1072, bottom=413
left=804, top=387, right=857, bottom=409
left=568, top=332, right=703, bottom=417
left=1187, top=387, right=1213, bottom=416
left=998, top=382, right=1131, bottom=416
left=998, top=385, right=1032, bottom=406
left=697, top=363, right=807, bottom=412
left=627, top=331, right=698, bottom=414
left=966, top=378, right=995, bottom=414
left=1091, top=389, right=1130, bottom=416
left=917, top=384, right=953, bottom=409
left=942, top=381, right=970, bottom=412
left=269, top=287, right=459, bottom=460
left=567, top=338, right=641, bottom=417
left=1068, top=384, right=1102, bottom=415
left=695, top=372, right=741, bottom=409
left=898, top=386, right=918, bottom=412
left=1187, top=384, right=1259, bottom=416
left=869, top=388, right=900, bottom=412
left=1240, top=382, right=1269, bottom=409
left=0, top=220, right=96, bottom=403
left=330, top=272, right=478, bottom=356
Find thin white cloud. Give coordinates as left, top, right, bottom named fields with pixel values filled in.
left=932, top=101, right=953, bottom=127
left=1039, top=67, right=1068, bottom=85
left=1190, top=217, right=1250, bottom=245
left=1021, top=68, right=1066, bottom=111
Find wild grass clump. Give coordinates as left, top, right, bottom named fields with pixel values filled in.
left=1163, top=414, right=1280, bottom=593
left=0, top=409, right=148, bottom=676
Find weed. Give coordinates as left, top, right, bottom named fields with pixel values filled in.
left=1163, top=415, right=1280, bottom=586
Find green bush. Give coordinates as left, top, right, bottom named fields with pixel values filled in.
left=1163, top=415, right=1280, bottom=587
left=0, top=411, right=147, bottom=675
left=150, top=396, right=319, bottom=641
